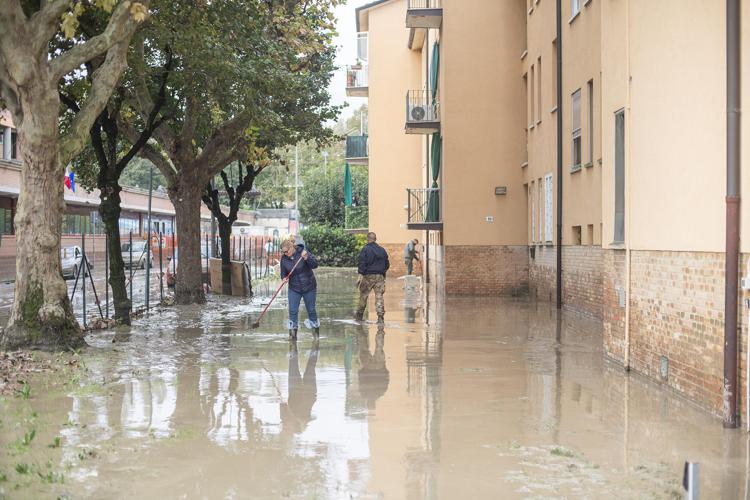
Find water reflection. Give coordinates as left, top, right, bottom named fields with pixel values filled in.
left=281, top=339, right=319, bottom=434
left=11, top=271, right=750, bottom=499
left=357, top=325, right=389, bottom=410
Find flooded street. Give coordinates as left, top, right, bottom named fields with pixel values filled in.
left=0, top=269, right=748, bottom=498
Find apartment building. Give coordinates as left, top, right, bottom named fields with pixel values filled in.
left=351, top=0, right=750, bottom=420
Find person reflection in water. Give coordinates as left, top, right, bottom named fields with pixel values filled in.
left=280, top=338, right=320, bottom=434
left=357, top=325, right=389, bottom=410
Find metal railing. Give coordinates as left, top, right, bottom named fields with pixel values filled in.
left=345, top=135, right=368, bottom=159
left=407, top=188, right=441, bottom=224
left=346, top=65, right=368, bottom=89
left=408, top=0, right=441, bottom=8
left=406, top=90, right=440, bottom=124
left=345, top=206, right=369, bottom=230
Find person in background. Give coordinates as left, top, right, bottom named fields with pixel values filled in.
left=403, top=238, right=420, bottom=275
left=355, top=232, right=389, bottom=323
left=280, top=236, right=320, bottom=339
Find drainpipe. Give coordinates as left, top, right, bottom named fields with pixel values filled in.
left=624, top=0, right=632, bottom=370
left=555, top=0, right=563, bottom=309
left=723, top=0, right=740, bottom=429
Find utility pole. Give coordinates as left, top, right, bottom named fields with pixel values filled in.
left=145, top=163, right=153, bottom=310
left=294, top=144, right=299, bottom=220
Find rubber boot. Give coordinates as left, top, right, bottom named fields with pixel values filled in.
left=377, top=314, right=385, bottom=324
left=355, top=309, right=364, bottom=321
left=289, top=328, right=298, bottom=340
left=313, top=327, right=320, bottom=338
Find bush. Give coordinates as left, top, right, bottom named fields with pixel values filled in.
left=353, top=233, right=367, bottom=253
left=301, top=224, right=359, bottom=267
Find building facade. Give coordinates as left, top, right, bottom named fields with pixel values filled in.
left=351, top=0, right=750, bottom=420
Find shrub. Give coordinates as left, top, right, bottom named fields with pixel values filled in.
left=301, top=224, right=359, bottom=267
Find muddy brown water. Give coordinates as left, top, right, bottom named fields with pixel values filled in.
left=0, top=269, right=748, bottom=499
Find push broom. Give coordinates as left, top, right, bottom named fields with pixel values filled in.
left=251, top=255, right=304, bottom=329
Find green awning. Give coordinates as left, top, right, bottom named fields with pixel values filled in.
left=344, top=162, right=353, bottom=207
left=426, top=133, right=441, bottom=222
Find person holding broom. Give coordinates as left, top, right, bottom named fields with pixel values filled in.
left=281, top=236, right=320, bottom=339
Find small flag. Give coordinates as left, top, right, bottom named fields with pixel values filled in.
left=64, top=170, right=75, bottom=193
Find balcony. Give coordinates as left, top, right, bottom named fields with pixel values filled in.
left=405, top=90, right=440, bottom=134
left=345, top=135, right=368, bottom=165
left=407, top=188, right=442, bottom=230
left=344, top=206, right=368, bottom=233
left=406, top=0, right=443, bottom=29
left=345, top=65, right=368, bottom=97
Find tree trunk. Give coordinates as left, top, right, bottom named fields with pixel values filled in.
left=171, top=181, right=206, bottom=304
left=218, top=219, right=232, bottom=295
left=1, top=93, right=83, bottom=350
left=99, top=184, right=131, bottom=324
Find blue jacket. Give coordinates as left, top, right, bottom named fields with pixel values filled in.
left=358, top=242, right=390, bottom=276
left=281, top=245, right=319, bottom=293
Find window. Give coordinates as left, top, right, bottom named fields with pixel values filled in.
left=538, top=178, right=543, bottom=242
left=0, top=208, right=13, bottom=234
left=118, top=217, right=140, bottom=235
left=551, top=40, right=558, bottom=109
left=614, top=110, right=625, bottom=243
left=544, top=174, right=553, bottom=242
left=0, top=129, right=4, bottom=160
left=530, top=181, right=536, bottom=243
left=587, top=79, right=594, bottom=164
left=571, top=0, right=580, bottom=18
left=523, top=73, right=529, bottom=133
left=572, top=226, right=582, bottom=245
left=530, top=65, right=536, bottom=128
left=10, top=130, right=17, bottom=160
left=537, top=57, right=542, bottom=123
left=571, top=89, right=582, bottom=170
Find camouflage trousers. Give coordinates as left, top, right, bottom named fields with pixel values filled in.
left=357, top=274, right=386, bottom=318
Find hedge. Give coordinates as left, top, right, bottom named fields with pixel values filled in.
left=301, top=224, right=362, bottom=267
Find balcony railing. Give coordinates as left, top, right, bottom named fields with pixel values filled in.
left=407, top=188, right=441, bottom=229
left=405, top=90, right=440, bottom=134
left=346, top=65, right=368, bottom=97
left=345, top=206, right=369, bottom=230
left=345, top=135, right=368, bottom=164
left=406, top=0, right=443, bottom=29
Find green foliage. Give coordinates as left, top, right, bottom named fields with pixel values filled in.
left=120, top=158, right=168, bottom=191
left=299, top=164, right=368, bottom=226
left=301, top=225, right=359, bottom=267
left=353, top=233, right=367, bottom=254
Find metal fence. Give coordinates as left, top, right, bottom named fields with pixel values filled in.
left=346, top=65, right=368, bottom=89
left=345, top=206, right=369, bottom=230
left=407, top=0, right=441, bottom=9
left=407, top=188, right=441, bottom=224
left=202, top=234, right=283, bottom=284
left=406, top=90, right=440, bottom=124
left=345, top=135, right=368, bottom=160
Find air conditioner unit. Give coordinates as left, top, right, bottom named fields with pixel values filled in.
left=411, top=105, right=426, bottom=122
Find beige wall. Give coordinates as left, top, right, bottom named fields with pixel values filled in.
left=441, top=0, right=527, bottom=246
left=366, top=0, right=424, bottom=246
left=524, top=0, right=602, bottom=248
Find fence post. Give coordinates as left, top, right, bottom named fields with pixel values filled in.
left=81, top=232, right=86, bottom=329
left=204, top=233, right=209, bottom=286
left=129, top=231, right=133, bottom=311
left=158, top=231, right=163, bottom=303
left=105, top=232, right=109, bottom=319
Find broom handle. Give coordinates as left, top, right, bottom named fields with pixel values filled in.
left=255, top=255, right=304, bottom=324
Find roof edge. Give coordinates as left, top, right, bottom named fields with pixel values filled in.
left=355, top=0, right=394, bottom=32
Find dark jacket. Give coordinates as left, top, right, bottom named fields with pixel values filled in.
left=281, top=245, right=319, bottom=293
left=358, top=242, right=390, bottom=276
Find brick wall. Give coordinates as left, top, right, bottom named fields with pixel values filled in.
left=443, top=245, right=528, bottom=295
left=602, top=249, right=627, bottom=364
left=600, top=249, right=750, bottom=419
left=379, top=243, right=423, bottom=278
left=529, top=245, right=604, bottom=319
